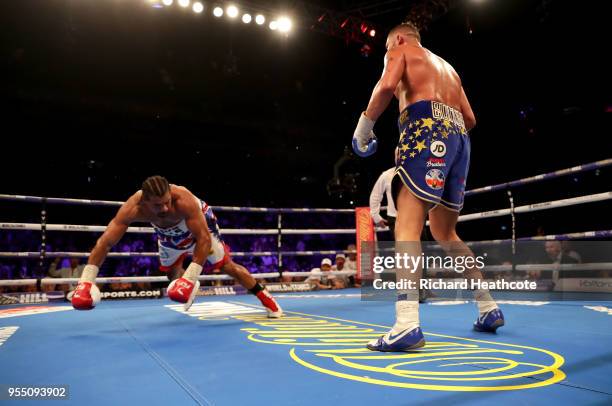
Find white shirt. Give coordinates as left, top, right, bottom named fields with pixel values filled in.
left=344, top=257, right=357, bottom=271
left=331, top=265, right=349, bottom=284
left=369, top=167, right=397, bottom=223
left=306, top=268, right=335, bottom=284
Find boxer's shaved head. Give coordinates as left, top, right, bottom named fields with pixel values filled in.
left=142, top=175, right=170, bottom=200
left=388, top=22, right=420, bottom=42
left=386, top=22, right=421, bottom=50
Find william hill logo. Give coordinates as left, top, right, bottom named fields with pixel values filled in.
left=172, top=302, right=566, bottom=391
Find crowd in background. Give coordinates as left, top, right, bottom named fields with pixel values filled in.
left=0, top=225, right=357, bottom=292
left=1, top=224, right=609, bottom=294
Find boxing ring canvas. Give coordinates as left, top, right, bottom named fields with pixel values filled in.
left=1, top=290, right=610, bottom=405
left=1, top=159, right=611, bottom=405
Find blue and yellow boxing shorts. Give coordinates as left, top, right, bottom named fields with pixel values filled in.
left=394, top=100, right=470, bottom=212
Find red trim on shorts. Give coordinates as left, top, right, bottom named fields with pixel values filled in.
left=176, top=237, right=194, bottom=249
left=159, top=252, right=188, bottom=272
left=159, top=243, right=231, bottom=273
left=203, top=243, right=231, bottom=273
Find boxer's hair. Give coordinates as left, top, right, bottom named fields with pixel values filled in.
left=142, top=175, right=170, bottom=200
left=388, top=22, right=421, bottom=42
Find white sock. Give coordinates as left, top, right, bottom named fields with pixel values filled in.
left=391, top=300, right=419, bottom=334
left=474, top=289, right=497, bottom=315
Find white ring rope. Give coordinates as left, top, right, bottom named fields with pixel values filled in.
left=0, top=264, right=609, bottom=287
left=2, top=158, right=610, bottom=208
left=0, top=270, right=359, bottom=287
left=0, top=250, right=357, bottom=258
left=2, top=192, right=610, bottom=236
left=0, top=224, right=356, bottom=235
left=455, top=191, right=612, bottom=223
left=0, top=195, right=355, bottom=213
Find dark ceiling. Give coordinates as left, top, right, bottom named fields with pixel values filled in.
left=0, top=0, right=609, bottom=210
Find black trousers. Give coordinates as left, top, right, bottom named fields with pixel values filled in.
left=386, top=216, right=396, bottom=241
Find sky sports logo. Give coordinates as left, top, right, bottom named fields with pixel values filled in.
left=100, top=290, right=161, bottom=299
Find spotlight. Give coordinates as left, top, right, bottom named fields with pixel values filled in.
left=242, top=14, right=252, bottom=24
left=192, top=2, right=204, bottom=13
left=269, top=20, right=278, bottom=30
left=226, top=5, right=239, bottom=18
left=277, top=17, right=292, bottom=33
left=369, top=29, right=376, bottom=37
left=178, top=0, right=190, bottom=8
left=255, top=14, right=265, bottom=25
left=213, top=6, right=223, bottom=17
left=162, top=0, right=173, bottom=6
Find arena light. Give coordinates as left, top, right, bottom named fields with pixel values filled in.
left=269, top=20, right=278, bottom=31
left=213, top=6, right=223, bottom=17
left=277, top=17, right=292, bottom=33
left=178, top=0, right=190, bottom=8
left=162, top=0, right=173, bottom=5
left=192, top=2, right=204, bottom=13
left=255, top=14, right=265, bottom=25
left=242, top=14, right=252, bottom=24
left=369, top=29, right=376, bottom=37
left=226, top=5, right=239, bottom=18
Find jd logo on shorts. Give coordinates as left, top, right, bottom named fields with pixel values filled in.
left=430, top=140, right=446, bottom=157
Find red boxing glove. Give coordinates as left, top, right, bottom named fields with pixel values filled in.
left=167, top=277, right=200, bottom=311
left=72, top=281, right=101, bottom=310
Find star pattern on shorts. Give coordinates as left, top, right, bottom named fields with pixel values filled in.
left=398, top=115, right=461, bottom=163
left=421, top=118, right=435, bottom=130
left=414, top=139, right=427, bottom=153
